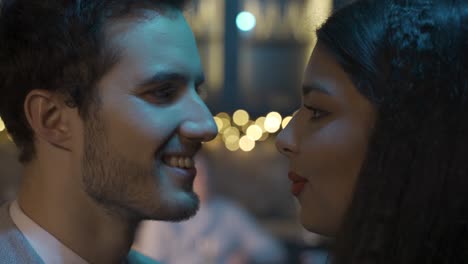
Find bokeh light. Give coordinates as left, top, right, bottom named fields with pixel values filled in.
left=220, top=119, right=231, bottom=132
left=216, top=112, right=231, bottom=133
left=282, top=116, right=292, bottom=129
left=241, top=120, right=254, bottom=133
left=246, top=125, right=263, bottom=141
left=236, top=11, right=256, bottom=32
left=216, top=112, right=231, bottom=120
left=225, top=134, right=240, bottom=151
left=239, top=136, right=255, bottom=152
left=213, top=116, right=224, bottom=132
left=212, top=110, right=290, bottom=150
left=264, top=112, right=282, bottom=133
left=259, top=131, right=269, bottom=141
left=0, top=117, right=5, bottom=132
left=233, top=109, right=250, bottom=126
left=222, top=126, right=240, bottom=141
left=255, top=116, right=267, bottom=132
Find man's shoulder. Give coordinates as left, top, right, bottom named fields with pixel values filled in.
left=0, top=201, right=44, bottom=264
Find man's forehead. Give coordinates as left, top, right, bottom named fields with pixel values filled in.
left=103, top=8, right=183, bottom=44
left=103, top=9, right=197, bottom=62
left=96, top=9, right=203, bottom=89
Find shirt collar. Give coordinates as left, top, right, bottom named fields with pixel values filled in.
left=9, top=200, right=89, bottom=264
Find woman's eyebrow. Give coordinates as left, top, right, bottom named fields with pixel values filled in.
left=302, top=83, right=332, bottom=96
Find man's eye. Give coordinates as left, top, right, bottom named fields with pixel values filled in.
left=303, top=105, right=329, bottom=120
left=146, top=84, right=178, bottom=102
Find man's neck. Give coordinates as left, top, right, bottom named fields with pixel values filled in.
left=18, top=163, right=138, bottom=264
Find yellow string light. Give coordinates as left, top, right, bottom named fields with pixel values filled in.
left=213, top=110, right=289, bottom=150
left=0, top=116, right=5, bottom=132
left=246, top=125, right=263, bottom=141
left=239, top=135, right=255, bottom=152
left=216, top=112, right=230, bottom=120
left=222, top=126, right=240, bottom=141
left=264, top=112, right=282, bottom=133
left=213, top=116, right=224, bottom=132
left=258, top=131, right=269, bottom=141
left=282, top=116, right=292, bottom=129
left=255, top=116, right=267, bottom=132
left=241, top=120, right=254, bottom=133
left=233, top=109, right=250, bottom=126
left=225, top=134, right=240, bottom=151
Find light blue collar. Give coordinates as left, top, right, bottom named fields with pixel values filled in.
left=127, top=250, right=161, bottom=264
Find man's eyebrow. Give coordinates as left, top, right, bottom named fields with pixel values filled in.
left=139, top=72, right=205, bottom=87
left=302, top=84, right=332, bottom=96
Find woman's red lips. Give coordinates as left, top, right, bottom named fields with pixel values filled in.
left=288, top=172, right=308, bottom=196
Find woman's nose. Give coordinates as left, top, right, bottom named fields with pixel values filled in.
left=275, top=117, right=298, bottom=156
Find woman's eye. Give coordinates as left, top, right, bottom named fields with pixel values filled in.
left=303, top=105, right=329, bottom=120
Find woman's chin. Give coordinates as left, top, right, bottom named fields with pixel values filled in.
left=300, top=210, right=337, bottom=236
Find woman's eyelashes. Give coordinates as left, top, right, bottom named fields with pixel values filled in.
left=303, top=104, right=330, bottom=120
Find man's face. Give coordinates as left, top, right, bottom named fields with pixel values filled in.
left=77, top=10, right=217, bottom=221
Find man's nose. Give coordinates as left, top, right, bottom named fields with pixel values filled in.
left=179, top=95, right=218, bottom=142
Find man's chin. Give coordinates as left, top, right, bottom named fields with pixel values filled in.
left=167, top=207, right=198, bottom=222
left=145, top=192, right=200, bottom=222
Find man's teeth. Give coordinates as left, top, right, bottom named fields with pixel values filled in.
left=165, top=156, right=195, bottom=169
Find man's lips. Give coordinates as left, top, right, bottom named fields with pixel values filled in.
left=288, top=172, right=308, bottom=196
left=162, top=163, right=197, bottom=191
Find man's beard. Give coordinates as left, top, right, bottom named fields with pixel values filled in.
left=80, top=114, right=199, bottom=222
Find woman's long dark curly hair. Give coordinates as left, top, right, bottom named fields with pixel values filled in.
left=316, top=0, right=468, bottom=263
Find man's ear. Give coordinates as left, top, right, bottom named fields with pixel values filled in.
left=24, top=89, right=73, bottom=151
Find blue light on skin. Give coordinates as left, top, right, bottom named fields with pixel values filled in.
left=236, top=11, right=256, bottom=32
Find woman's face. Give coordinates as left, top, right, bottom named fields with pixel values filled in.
left=276, top=44, right=376, bottom=236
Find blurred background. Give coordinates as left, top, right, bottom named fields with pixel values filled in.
left=0, top=0, right=354, bottom=263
